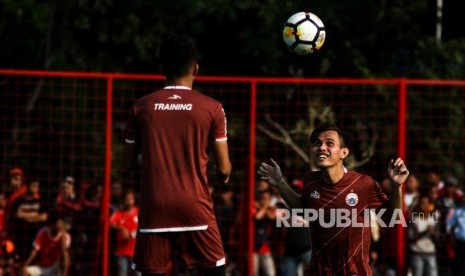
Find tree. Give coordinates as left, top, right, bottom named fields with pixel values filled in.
left=1, top=0, right=463, bottom=78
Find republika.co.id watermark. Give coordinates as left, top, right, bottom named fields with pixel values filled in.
left=276, top=208, right=439, bottom=228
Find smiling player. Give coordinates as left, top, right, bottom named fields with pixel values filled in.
left=258, top=123, right=408, bottom=275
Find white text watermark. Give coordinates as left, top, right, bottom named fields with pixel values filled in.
left=275, top=208, right=439, bottom=228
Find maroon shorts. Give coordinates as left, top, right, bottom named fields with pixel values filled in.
left=132, top=223, right=225, bottom=274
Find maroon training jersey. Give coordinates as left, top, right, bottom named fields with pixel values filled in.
left=125, top=86, right=227, bottom=232
left=302, top=170, right=388, bottom=276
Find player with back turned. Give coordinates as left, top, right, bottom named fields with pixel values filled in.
left=123, top=35, right=231, bottom=276
left=258, top=123, right=409, bottom=275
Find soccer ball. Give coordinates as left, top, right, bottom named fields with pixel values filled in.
left=282, top=12, right=326, bottom=55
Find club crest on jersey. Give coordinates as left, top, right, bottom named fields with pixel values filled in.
left=345, top=192, right=359, bottom=206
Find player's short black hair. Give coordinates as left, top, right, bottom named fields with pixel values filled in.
left=158, top=35, right=198, bottom=79
left=309, top=123, right=352, bottom=149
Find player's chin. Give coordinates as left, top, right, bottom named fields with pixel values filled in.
left=315, top=161, right=335, bottom=168
left=315, top=161, right=329, bottom=168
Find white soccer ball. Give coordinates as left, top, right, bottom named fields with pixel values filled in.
left=282, top=11, right=326, bottom=55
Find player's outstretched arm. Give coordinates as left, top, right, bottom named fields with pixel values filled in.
left=258, top=159, right=303, bottom=209
left=387, top=157, right=409, bottom=210
left=213, top=141, right=231, bottom=185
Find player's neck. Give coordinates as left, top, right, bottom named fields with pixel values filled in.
left=322, top=165, right=345, bottom=184
left=124, top=205, right=134, bottom=211
left=165, top=76, right=194, bottom=89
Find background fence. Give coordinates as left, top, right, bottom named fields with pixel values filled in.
left=1, top=69, right=465, bottom=275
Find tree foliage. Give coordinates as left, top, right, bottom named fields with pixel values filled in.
left=1, top=0, right=464, bottom=78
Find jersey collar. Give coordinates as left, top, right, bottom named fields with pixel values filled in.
left=164, top=86, right=192, bottom=90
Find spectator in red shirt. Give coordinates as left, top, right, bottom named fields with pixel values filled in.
left=21, top=213, right=72, bottom=276
left=110, top=189, right=140, bottom=276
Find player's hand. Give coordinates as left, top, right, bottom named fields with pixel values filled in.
left=258, top=159, right=284, bottom=187
left=387, top=158, right=409, bottom=186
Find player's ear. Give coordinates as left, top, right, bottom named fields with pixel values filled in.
left=340, top=147, right=349, bottom=159
left=193, top=64, right=199, bottom=76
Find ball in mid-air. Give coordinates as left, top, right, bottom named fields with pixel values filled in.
left=283, top=12, right=326, bottom=55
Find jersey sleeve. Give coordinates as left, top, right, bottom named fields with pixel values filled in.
left=110, top=211, right=121, bottom=226
left=212, top=104, right=227, bottom=142
left=124, top=107, right=139, bottom=144
left=367, top=178, right=389, bottom=209
left=33, top=228, right=46, bottom=250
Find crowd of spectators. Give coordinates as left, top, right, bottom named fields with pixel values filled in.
left=0, top=167, right=244, bottom=276
left=2, top=165, right=465, bottom=276
left=0, top=167, right=137, bottom=276
left=371, top=167, right=465, bottom=276
left=252, top=179, right=311, bottom=276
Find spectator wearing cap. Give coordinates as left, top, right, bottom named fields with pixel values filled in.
left=56, top=176, right=82, bottom=217
left=7, top=167, right=26, bottom=205
left=6, top=168, right=41, bottom=208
